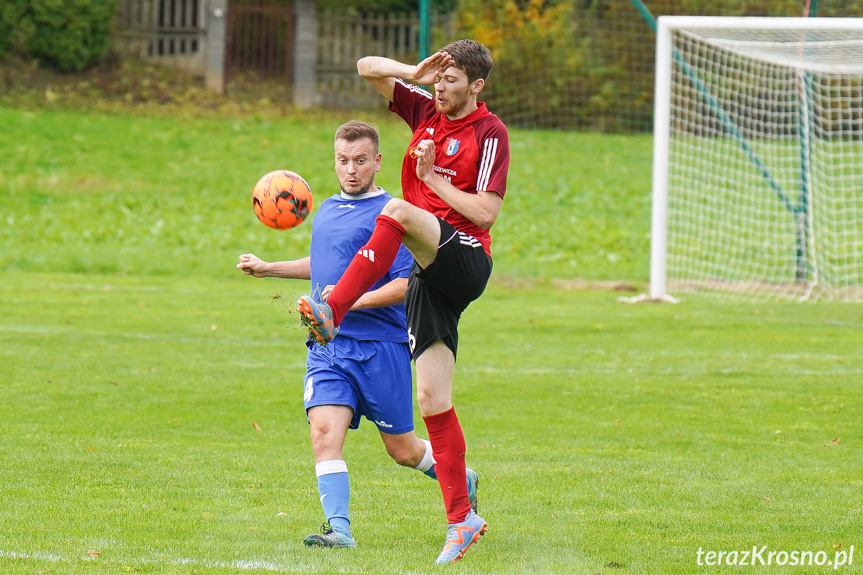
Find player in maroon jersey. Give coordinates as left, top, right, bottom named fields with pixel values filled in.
left=297, top=39, right=510, bottom=564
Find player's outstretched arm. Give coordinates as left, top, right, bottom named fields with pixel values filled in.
left=237, top=253, right=311, bottom=280
left=357, top=51, right=453, bottom=101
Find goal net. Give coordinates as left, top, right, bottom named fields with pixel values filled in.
left=650, top=17, right=863, bottom=302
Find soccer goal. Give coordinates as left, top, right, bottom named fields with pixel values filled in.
left=650, top=16, right=863, bottom=302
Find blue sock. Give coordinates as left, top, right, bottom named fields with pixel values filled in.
left=316, top=460, right=351, bottom=537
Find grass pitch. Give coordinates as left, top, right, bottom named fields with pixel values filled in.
left=0, top=106, right=652, bottom=284
left=0, top=104, right=861, bottom=574
left=1, top=272, right=861, bottom=574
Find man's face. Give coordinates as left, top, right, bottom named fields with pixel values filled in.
left=433, top=65, right=477, bottom=119
left=334, top=137, right=380, bottom=196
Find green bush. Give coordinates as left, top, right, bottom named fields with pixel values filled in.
left=0, top=0, right=116, bottom=72
left=0, top=1, right=25, bottom=59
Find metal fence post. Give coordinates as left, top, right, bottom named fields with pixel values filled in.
left=293, top=0, right=319, bottom=109
left=205, top=0, right=227, bottom=93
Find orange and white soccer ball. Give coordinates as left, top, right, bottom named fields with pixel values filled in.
left=251, top=169, right=313, bottom=229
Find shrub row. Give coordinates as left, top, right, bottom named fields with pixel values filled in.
left=0, top=0, right=116, bottom=72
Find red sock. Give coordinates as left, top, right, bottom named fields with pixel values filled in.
left=423, top=407, right=471, bottom=524
left=326, top=214, right=406, bottom=326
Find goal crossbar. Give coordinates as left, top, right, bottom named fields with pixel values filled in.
left=650, top=16, right=863, bottom=302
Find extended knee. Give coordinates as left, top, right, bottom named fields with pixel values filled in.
left=416, top=388, right=435, bottom=412
left=381, top=198, right=411, bottom=222
left=417, top=389, right=451, bottom=417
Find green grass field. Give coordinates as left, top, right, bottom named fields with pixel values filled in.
left=0, top=106, right=652, bottom=283
left=1, top=104, right=862, bottom=574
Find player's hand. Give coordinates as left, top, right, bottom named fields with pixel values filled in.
left=321, top=284, right=335, bottom=302
left=414, top=139, right=437, bottom=181
left=323, top=284, right=360, bottom=310
left=413, top=51, right=453, bottom=85
left=237, top=253, right=268, bottom=277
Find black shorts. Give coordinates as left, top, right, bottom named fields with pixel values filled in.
left=405, top=218, right=493, bottom=361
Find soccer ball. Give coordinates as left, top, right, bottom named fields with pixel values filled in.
left=251, top=170, right=313, bottom=229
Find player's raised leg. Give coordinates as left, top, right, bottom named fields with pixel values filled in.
left=297, top=199, right=441, bottom=344
left=297, top=212, right=405, bottom=344
left=379, top=198, right=443, bottom=270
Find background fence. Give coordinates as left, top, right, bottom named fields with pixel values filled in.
left=116, top=0, right=204, bottom=59
left=114, top=0, right=863, bottom=132
left=225, top=1, right=295, bottom=83
left=316, top=9, right=453, bottom=108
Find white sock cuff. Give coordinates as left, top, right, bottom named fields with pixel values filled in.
left=414, top=439, right=436, bottom=472
left=315, top=459, right=348, bottom=477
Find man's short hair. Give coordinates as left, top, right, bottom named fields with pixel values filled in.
left=335, top=120, right=380, bottom=154
left=441, top=39, right=494, bottom=83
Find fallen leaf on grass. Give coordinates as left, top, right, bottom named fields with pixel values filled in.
left=832, top=543, right=842, bottom=550
left=762, top=497, right=772, bottom=502
left=87, top=549, right=100, bottom=557
left=252, top=422, right=263, bottom=432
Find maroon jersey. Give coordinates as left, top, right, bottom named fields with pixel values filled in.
left=389, top=79, right=510, bottom=255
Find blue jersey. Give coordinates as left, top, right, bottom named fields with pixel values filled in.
left=309, top=188, right=413, bottom=342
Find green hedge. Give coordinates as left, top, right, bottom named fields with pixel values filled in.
left=0, top=0, right=116, bottom=72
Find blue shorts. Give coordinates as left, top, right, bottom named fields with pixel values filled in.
left=303, top=337, right=414, bottom=435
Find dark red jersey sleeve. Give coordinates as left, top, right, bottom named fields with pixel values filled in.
left=389, top=79, right=436, bottom=132
left=473, top=115, right=510, bottom=199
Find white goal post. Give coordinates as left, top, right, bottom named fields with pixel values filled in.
left=650, top=16, right=863, bottom=302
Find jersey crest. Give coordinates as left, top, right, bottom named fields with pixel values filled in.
left=445, top=138, right=461, bottom=156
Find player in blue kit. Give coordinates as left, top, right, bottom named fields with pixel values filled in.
left=237, top=120, right=476, bottom=549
